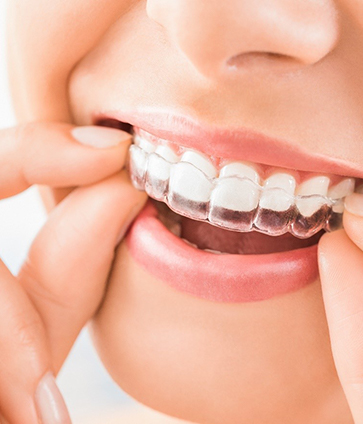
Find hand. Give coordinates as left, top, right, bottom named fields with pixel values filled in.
left=0, top=123, right=146, bottom=424
left=319, top=193, right=363, bottom=424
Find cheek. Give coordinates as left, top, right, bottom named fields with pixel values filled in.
left=7, top=0, right=136, bottom=122
left=90, top=242, right=341, bottom=424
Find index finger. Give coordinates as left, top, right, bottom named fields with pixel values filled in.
left=318, top=208, right=363, bottom=423
left=0, top=122, right=132, bottom=198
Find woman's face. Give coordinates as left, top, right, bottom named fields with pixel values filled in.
left=8, top=1, right=363, bottom=422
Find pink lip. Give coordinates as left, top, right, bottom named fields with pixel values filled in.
left=126, top=200, right=318, bottom=303
left=94, top=110, right=363, bottom=178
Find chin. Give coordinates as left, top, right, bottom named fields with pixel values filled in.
left=89, top=241, right=346, bottom=424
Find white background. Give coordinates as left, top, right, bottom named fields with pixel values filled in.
left=0, top=1, right=141, bottom=422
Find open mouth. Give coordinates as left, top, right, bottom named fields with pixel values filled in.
left=95, top=116, right=358, bottom=302
left=97, top=117, right=358, bottom=255
left=154, top=200, right=324, bottom=255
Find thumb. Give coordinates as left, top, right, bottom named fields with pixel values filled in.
left=318, top=193, right=363, bottom=424
left=18, top=170, right=147, bottom=372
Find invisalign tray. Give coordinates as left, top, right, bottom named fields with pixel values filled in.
left=128, top=140, right=353, bottom=239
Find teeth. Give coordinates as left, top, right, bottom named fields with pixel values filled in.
left=209, top=178, right=259, bottom=231
left=180, top=150, right=217, bottom=179
left=291, top=196, right=330, bottom=237
left=155, top=145, right=179, bottom=163
left=219, top=161, right=260, bottom=184
left=211, top=178, right=259, bottom=211
left=295, top=196, right=328, bottom=218
left=295, top=176, right=330, bottom=217
left=259, top=173, right=296, bottom=211
left=291, top=176, right=331, bottom=237
left=168, top=162, right=214, bottom=220
left=145, top=155, right=170, bottom=200
left=296, top=176, right=330, bottom=196
left=254, top=173, right=296, bottom=235
left=181, top=238, right=198, bottom=249
left=328, top=178, right=355, bottom=213
left=145, top=145, right=180, bottom=200
left=202, top=248, right=227, bottom=255
left=325, top=178, right=355, bottom=230
left=328, top=178, right=355, bottom=199
left=209, top=162, right=260, bottom=231
left=129, top=135, right=356, bottom=238
left=134, top=134, right=156, bottom=153
left=128, top=145, right=148, bottom=190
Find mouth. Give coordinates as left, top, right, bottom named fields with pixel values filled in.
left=95, top=115, right=360, bottom=302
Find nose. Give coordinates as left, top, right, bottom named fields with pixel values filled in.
left=146, top=0, right=339, bottom=79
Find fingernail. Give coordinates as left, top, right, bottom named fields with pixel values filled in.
left=116, top=202, right=146, bottom=246
left=71, top=126, right=132, bottom=148
left=35, top=372, right=72, bottom=424
left=344, top=193, right=363, bottom=217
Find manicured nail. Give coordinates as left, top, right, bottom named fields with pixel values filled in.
left=344, top=193, right=363, bottom=217
left=71, top=126, right=132, bottom=148
left=35, top=372, right=72, bottom=424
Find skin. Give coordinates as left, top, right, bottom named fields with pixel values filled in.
left=0, top=124, right=147, bottom=423
left=5, top=0, right=363, bottom=423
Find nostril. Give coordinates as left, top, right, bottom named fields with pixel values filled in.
left=226, top=51, right=302, bottom=73
left=96, top=118, right=133, bottom=134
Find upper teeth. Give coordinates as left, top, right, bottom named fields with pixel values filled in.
left=219, top=161, right=260, bottom=184
left=259, top=173, right=296, bottom=212
left=129, top=132, right=356, bottom=238
left=180, top=150, right=217, bottom=179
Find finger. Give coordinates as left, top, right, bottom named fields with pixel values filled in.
left=0, top=123, right=132, bottom=198
left=318, top=200, right=363, bottom=424
left=38, top=186, right=74, bottom=212
left=18, top=170, right=147, bottom=372
left=0, top=259, right=70, bottom=424
left=342, top=193, right=363, bottom=251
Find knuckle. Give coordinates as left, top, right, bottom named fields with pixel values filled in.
left=3, top=302, right=44, bottom=351
left=12, top=313, right=43, bottom=351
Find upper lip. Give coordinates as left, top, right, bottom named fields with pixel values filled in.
left=94, top=110, right=363, bottom=179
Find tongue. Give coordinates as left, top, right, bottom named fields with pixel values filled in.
left=180, top=217, right=322, bottom=254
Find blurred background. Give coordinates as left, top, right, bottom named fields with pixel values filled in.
left=0, top=1, right=180, bottom=422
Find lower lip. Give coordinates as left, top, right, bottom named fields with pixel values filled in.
left=126, top=200, right=319, bottom=303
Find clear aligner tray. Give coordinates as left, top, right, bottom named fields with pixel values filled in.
left=128, top=144, right=346, bottom=239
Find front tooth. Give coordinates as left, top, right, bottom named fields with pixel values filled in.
left=209, top=178, right=259, bottom=231
left=327, top=178, right=355, bottom=200
left=296, top=176, right=330, bottom=196
left=168, top=162, right=214, bottom=220
left=259, top=173, right=296, bottom=211
left=219, top=161, right=260, bottom=184
left=180, top=150, right=217, bottom=179
left=134, top=134, right=156, bottom=153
